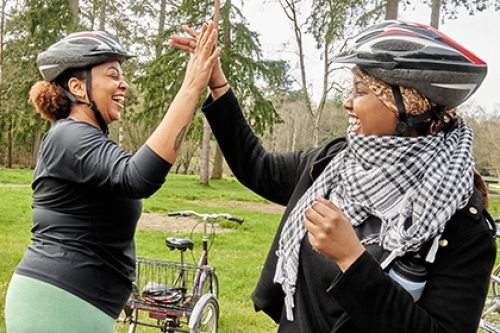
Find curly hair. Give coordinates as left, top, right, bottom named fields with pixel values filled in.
left=29, top=68, right=87, bottom=121
left=29, top=81, right=70, bottom=121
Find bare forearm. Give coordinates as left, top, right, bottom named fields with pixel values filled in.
left=146, top=87, right=201, bottom=163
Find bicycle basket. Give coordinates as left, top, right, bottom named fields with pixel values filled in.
left=133, top=257, right=214, bottom=310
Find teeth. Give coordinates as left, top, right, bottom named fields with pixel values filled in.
left=112, top=96, right=124, bottom=101
left=349, top=117, right=359, bottom=125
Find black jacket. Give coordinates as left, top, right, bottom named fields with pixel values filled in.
left=203, top=89, right=497, bottom=333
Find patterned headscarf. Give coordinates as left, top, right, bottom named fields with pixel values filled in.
left=352, top=66, right=432, bottom=118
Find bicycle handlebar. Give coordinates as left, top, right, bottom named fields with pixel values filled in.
left=168, top=210, right=244, bottom=225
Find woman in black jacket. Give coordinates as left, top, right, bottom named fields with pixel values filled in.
left=171, top=20, right=496, bottom=333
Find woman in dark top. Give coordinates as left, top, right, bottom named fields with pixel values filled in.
left=5, top=23, right=220, bottom=333
left=171, top=20, right=496, bottom=332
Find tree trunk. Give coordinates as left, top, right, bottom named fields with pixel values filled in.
left=430, top=0, right=441, bottom=28
left=385, top=0, right=399, bottom=19
left=0, top=0, right=5, bottom=166
left=210, top=0, right=228, bottom=180
left=99, top=0, right=106, bottom=30
left=211, top=145, right=224, bottom=179
left=200, top=0, right=221, bottom=184
left=156, top=0, right=167, bottom=58
left=7, top=119, right=12, bottom=168
left=69, top=0, right=79, bottom=17
left=200, top=119, right=211, bottom=185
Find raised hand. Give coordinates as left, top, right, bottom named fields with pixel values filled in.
left=181, top=22, right=221, bottom=96
left=171, top=23, right=228, bottom=95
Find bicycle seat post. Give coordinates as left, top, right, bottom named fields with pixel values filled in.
left=179, top=248, right=185, bottom=265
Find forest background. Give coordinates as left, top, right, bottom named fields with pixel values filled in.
left=0, top=0, right=499, bottom=181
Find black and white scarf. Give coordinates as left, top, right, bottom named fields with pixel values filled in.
left=273, top=119, right=475, bottom=321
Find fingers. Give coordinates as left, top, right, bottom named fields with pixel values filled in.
left=182, top=25, right=198, bottom=38
left=169, top=37, right=193, bottom=52
left=170, top=22, right=214, bottom=54
left=197, top=22, right=215, bottom=53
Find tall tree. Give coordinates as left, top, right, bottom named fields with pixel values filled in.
left=385, top=0, right=399, bottom=19
left=99, top=0, right=105, bottom=30
left=69, top=0, right=78, bottom=17
left=1, top=0, right=81, bottom=168
left=133, top=0, right=288, bottom=182
left=0, top=0, right=7, bottom=165
left=199, top=0, right=221, bottom=184
left=425, top=0, right=500, bottom=28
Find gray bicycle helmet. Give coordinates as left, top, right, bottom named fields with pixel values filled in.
left=332, top=20, right=487, bottom=108
left=37, top=31, right=133, bottom=136
left=37, top=31, right=133, bottom=82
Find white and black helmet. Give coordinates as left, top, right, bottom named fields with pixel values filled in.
left=37, top=31, right=133, bottom=82
left=332, top=20, right=487, bottom=108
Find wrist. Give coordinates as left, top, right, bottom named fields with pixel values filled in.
left=209, top=82, right=228, bottom=90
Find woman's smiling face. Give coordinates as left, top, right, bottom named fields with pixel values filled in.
left=343, top=76, right=399, bottom=136
left=90, top=60, right=129, bottom=124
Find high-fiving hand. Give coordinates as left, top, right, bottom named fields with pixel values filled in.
left=171, top=23, right=228, bottom=97
left=181, top=22, right=221, bottom=97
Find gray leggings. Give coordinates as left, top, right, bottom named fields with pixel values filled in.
left=5, top=274, right=114, bottom=333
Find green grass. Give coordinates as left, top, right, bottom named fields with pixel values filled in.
left=0, top=169, right=32, bottom=185
left=0, top=172, right=279, bottom=333
left=1, top=170, right=499, bottom=333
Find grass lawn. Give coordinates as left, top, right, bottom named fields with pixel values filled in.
left=1, top=169, right=499, bottom=333
left=0, top=170, right=279, bottom=333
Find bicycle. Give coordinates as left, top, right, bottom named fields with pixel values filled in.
left=116, top=210, right=244, bottom=333
left=479, top=215, right=500, bottom=333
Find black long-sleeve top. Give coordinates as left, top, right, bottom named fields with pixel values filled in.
left=15, top=119, right=171, bottom=318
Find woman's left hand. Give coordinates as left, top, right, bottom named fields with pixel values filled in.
left=170, top=24, right=227, bottom=94
left=181, top=22, right=221, bottom=96
left=303, top=196, right=365, bottom=272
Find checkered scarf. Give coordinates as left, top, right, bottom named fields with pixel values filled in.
left=274, top=119, right=475, bottom=321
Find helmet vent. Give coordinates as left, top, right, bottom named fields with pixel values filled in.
left=70, top=39, right=99, bottom=45
left=356, top=31, right=381, bottom=44
left=373, top=40, right=423, bottom=52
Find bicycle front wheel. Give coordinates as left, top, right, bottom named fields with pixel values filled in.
left=200, top=270, right=219, bottom=299
left=189, top=294, right=219, bottom=333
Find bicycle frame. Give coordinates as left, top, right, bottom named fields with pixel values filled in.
left=117, top=210, right=243, bottom=333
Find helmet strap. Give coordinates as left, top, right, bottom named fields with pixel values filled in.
left=391, top=86, right=408, bottom=136
left=85, top=68, right=109, bottom=136
left=391, top=86, right=448, bottom=136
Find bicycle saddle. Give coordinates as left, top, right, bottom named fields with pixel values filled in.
left=166, top=237, right=194, bottom=252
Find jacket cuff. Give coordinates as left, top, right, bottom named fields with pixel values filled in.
left=201, top=88, right=236, bottom=114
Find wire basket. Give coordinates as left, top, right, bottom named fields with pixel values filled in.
left=129, top=257, right=214, bottom=315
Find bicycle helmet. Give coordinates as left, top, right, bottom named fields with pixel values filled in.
left=37, top=31, right=133, bottom=82
left=36, top=31, right=133, bottom=136
left=332, top=20, right=487, bottom=108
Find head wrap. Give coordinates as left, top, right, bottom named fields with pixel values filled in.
left=352, top=66, right=432, bottom=118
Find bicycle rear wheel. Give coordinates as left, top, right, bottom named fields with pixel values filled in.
left=115, top=284, right=139, bottom=333
left=492, top=265, right=500, bottom=297
left=114, top=306, right=138, bottom=333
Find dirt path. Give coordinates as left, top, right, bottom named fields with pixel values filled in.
left=138, top=200, right=284, bottom=232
